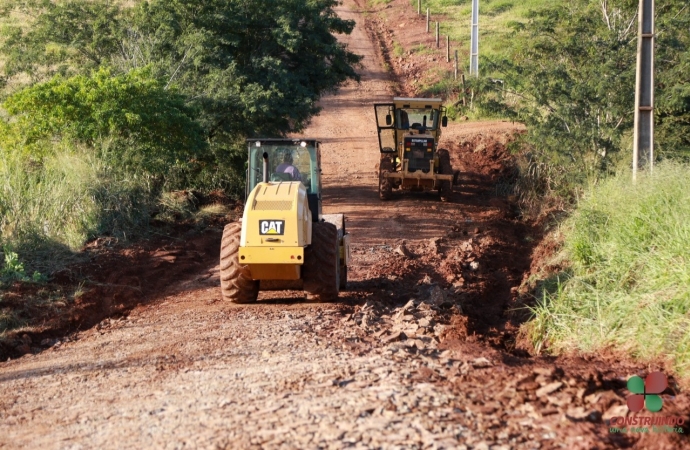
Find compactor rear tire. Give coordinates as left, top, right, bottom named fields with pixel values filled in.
left=220, top=222, right=259, bottom=303
left=438, top=148, right=452, bottom=202
left=379, top=156, right=393, bottom=201
left=303, top=222, right=339, bottom=302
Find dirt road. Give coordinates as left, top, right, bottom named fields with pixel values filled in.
left=0, top=1, right=687, bottom=449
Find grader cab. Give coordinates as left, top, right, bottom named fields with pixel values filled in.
left=374, top=98, right=454, bottom=201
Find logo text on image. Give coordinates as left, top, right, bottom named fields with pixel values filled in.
left=259, top=220, right=285, bottom=236
left=608, top=371, right=686, bottom=434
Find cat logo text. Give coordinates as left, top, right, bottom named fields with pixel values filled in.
left=259, top=220, right=285, bottom=235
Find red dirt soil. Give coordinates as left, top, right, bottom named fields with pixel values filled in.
left=0, top=0, right=687, bottom=448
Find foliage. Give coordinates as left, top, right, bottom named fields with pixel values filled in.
left=1, top=246, right=26, bottom=282
left=525, top=162, right=690, bottom=382
left=0, top=246, right=45, bottom=284
left=0, top=0, right=125, bottom=85
left=1, top=0, right=362, bottom=141
left=3, top=67, right=206, bottom=174
left=456, top=0, right=690, bottom=199
left=475, top=2, right=637, bottom=182
left=0, top=142, right=157, bottom=266
left=0, top=0, right=361, bottom=274
left=654, top=6, right=690, bottom=160
left=123, top=0, right=361, bottom=140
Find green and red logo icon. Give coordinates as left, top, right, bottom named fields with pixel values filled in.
left=627, top=372, right=667, bottom=412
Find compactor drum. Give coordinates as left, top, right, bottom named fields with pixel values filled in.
left=220, top=139, right=350, bottom=303
left=374, top=98, right=454, bottom=201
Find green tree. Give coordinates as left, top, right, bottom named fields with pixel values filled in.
left=654, top=2, right=690, bottom=160
left=3, top=67, right=206, bottom=175
left=1, top=0, right=361, bottom=140
left=0, top=0, right=124, bottom=86
left=469, top=0, right=690, bottom=194
left=132, top=0, right=361, bottom=139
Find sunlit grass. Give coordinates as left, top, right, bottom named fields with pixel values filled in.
left=525, top=162, right=690, bottom=382
left=0, top=141, right=156, bottom=274
left=410, top=0, right=563, bottom=70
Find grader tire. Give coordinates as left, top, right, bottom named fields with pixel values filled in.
left=438, top=148, right=452, bottom=202
left=219, top=222, right=259, bottom=303
left=303, top=222, right=339, bottom=302
left=379, top=157, right=393, bottom=201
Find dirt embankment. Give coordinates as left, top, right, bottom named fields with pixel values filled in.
left=0, top=0, right=687, bottom=449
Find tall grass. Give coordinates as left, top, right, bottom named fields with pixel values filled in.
left=412, top=0, right=562, bottom=65
left=0, top=141, right=156, bottom=274
left=526, top=162, right=690, bottom=380
left=404, top=0, right=563, bottom=120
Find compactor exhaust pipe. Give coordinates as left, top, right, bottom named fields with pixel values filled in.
left=262, top=152, right=269, bottom=183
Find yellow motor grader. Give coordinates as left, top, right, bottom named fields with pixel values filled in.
left=374, top=97, right=454, bottom=201
left=219, top=139, right=349, bottom=303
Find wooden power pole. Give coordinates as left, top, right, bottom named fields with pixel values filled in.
left=633, top=0, right=655, bottom=181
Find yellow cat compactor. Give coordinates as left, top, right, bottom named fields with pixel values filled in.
left=374, top=97, right=454, bottom=201
left=220, top=139, right=349, bottom=303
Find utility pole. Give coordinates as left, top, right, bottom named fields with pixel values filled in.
left=470, top=0, right=479, bottom=76
left=418, top=0, right=421, bottom=15
left=633, top=0, right=655, bottom=181
left=426, top=8, right=430, bottom=33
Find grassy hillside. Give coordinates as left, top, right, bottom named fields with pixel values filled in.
left=526, top=163, right=690, bottom=381
left=416, top=0, right=562, bottom=67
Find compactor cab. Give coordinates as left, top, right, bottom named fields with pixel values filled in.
left=220, top=139, right=349, bottom=303
left=245, top=139, right=323, bottom=220
left=374, top=98, right=454, bottom=201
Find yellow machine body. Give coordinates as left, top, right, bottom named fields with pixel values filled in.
left=374, top=97, right=453, bottom=192
left=391, top=97, right=444, bottom=147
left=239, top=181, right=312, bottom=280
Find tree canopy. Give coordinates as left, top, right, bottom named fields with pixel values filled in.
left=470, top=0, right=690, bottom=191
left=1, top=0, right=362, bottom=142
left=3, top=67, right=206, bottom=170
